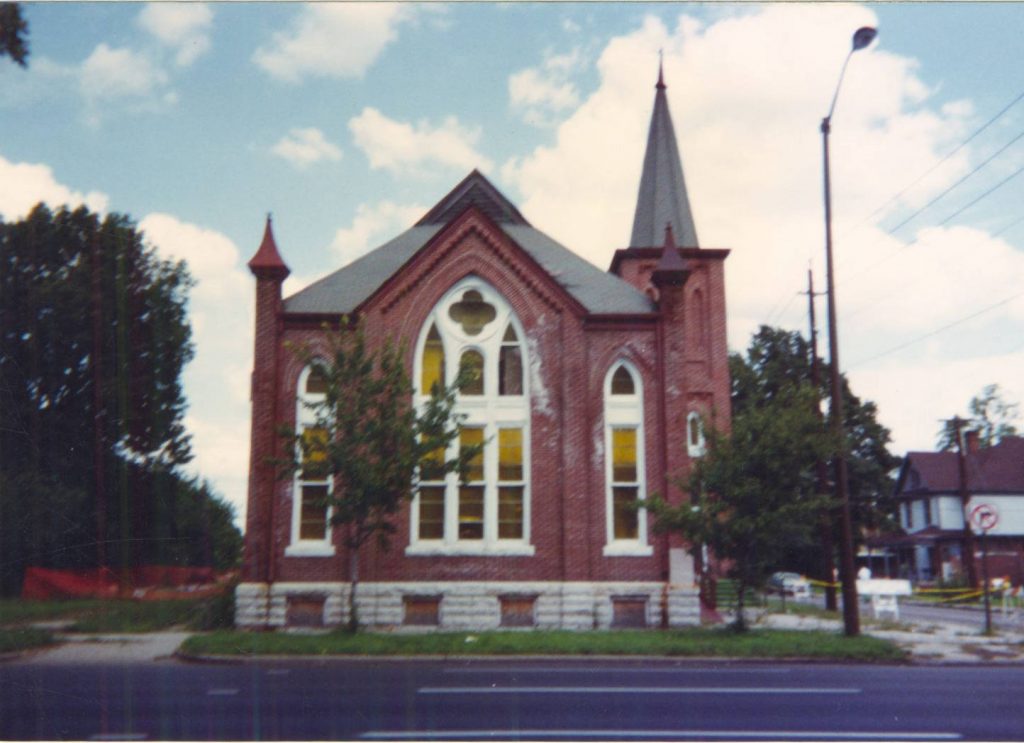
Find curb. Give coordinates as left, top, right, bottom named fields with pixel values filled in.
left=171, top=651, right=913, bottom=666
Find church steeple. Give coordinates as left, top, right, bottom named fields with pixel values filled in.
left=628, top=62, right=699, bottom=249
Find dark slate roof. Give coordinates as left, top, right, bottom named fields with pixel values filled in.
left=416, top=169, right=529, bottom=226
left=900, top=436, right=1024, bottom=495
left=629, top=64, right=699, bottom=249
left=284, top=171, right=655, bottom=316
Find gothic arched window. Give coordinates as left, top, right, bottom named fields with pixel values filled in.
left=285, top=364, right=335, bottom=556
left=603, top=360, right=651, bottom=555
left=687, top=411, right=706, bottom=458
left=410, top=277, right=531, bottom=555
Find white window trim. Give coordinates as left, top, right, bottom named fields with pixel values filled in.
left=408, top=277, right=532, bottom=556
left=687, top=411, right=706, bottom=458
left=285, top=364, right=335, bottom=558
left=603, top=360, right=651, bottom=557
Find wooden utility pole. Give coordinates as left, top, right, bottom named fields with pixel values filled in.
left=805, top=269, right=837, bottom=611
left=952, top=416, right=978, bottom=587
left=90, top=230, right=106, bottom=571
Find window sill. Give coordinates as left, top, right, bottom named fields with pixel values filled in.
left=406, top=542, right=536, bottom=557
left=284, top=543, right=336, bottom=558
left=602, top=543, right=654, bottom=557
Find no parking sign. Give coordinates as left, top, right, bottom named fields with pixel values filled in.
left=969, top=503, right=999, bottom=533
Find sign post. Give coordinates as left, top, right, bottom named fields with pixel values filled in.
left=969, top=503, right=999, bottom=634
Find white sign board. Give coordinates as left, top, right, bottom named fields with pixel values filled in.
left=856, top=579, right=912, bottom=596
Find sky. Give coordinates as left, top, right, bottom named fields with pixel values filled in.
left=3, top=2, right=1023, bottom=529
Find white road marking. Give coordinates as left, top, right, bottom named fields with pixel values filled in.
left=443, top=666, right=793, bottom=674
left=361, top=730, right=961, bottom=741
left=419, top=686, right=860, bottom=695
left=206, top=688, right=240, bottom=696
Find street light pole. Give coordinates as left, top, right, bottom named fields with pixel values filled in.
left=821, top=25, right=877, bottom=638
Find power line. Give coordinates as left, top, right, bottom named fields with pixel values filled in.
left=884, top=126, right=1024, bottom=234
left=849, top=290, right=1024, bottom=369
left=758, top=88, right=1024, bottom=340
left=852, top=87, right=1024, bottom=232
left=993, top=213, right=1024, bottom=238
left=937, top=163, right=1024, bottom=227
left=884, top=127, right=1024, bottom=234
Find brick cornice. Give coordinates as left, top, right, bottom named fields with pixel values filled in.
left=610, top=246, right=730, bottom=275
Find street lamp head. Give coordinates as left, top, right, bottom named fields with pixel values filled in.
left=852, top=27, right=877, bottom=52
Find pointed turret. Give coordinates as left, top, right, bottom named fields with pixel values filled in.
left=248, top=215, right=290, bottom=279
left=652, top=222, right=689, bottom=288
left=628, top=63, right=699, bottom=249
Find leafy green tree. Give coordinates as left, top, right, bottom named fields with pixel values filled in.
left=648, top=385, right=835, bottom=630
left=731, top=327, right=899, bottom=579
left=281, top=324, right=477, bottom=632
left=936, top=384, right=1020, bottom=451
left=0, top=3, right=28, bottom=67
left=0, top=204, right=239, bottom=594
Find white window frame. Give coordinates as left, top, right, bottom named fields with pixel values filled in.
left=407, top=276, right=533, bottom=556
left=603, top=360, right=652, bottom=556
left=285, top=364, right=335, bottom=557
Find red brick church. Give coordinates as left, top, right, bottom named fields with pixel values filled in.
left=237, top=68, right=731, bottom=629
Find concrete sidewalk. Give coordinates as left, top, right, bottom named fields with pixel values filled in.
left=760, top=611, right=1024, bottom=663
left=14, top=613, right=1024, bottom=665
left=25, top=631, right=191, bottom=664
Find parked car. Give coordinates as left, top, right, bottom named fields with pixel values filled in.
left=768, top=571, right=811, bottom=599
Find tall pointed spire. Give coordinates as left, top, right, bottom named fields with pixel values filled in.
left=628, top=62, right=699, bottom=249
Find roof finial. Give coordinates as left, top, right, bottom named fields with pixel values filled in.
left=248, top=211, right=290, bottom=279
left=657, top=50, right=666, bottom=90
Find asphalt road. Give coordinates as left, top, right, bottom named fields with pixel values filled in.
left=2, top=658, right=1022, bottom=741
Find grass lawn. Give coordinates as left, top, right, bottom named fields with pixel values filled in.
left=763, top=597, right=842, bottom=620
left=0, top=627, right=54, bottom=653
left=0, top=593, right=234, bottom=633
left=182, top=627, right=906, bottom=662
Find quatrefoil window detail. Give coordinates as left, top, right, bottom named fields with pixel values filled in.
left=448, top=290, right=497, bottom=336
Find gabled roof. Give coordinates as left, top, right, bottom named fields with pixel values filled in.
left=899, top=436, right=1024, bottom=495
left=628, top=64, right=699, bottom=249
left=284, top=171, right=655, bottom=316
left=416, top=169, right=529, bottom=227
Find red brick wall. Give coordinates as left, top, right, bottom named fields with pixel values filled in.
left=245, top=210, right=732, bottom=588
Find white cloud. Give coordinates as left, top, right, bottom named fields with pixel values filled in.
left=349, top=107, right=492, bottom=177
left=501, top=5, right=1024, bottom=454
left=509, top=48, right=584, bottom=127
left=271, top=127, right=343, bottom=169
left=80, top=43, right=168, bottom=102
left=329, top=201, right=427, bottom=266
left=253, top=4, right=412, bottom=82
left=0, top=154, right=109, bottom=219
left=137, top=3, right=214, bottom=67
left=140, top=213, right=255, bottom=522
left=78, top=43, right=176, bottom=125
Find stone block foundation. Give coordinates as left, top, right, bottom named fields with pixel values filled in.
left=235, top=581, right=701, bottom=630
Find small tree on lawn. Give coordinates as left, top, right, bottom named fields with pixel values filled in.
left=281, top=322, right=477, bottom=632
left=646, top=385, right=836, bottom=631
